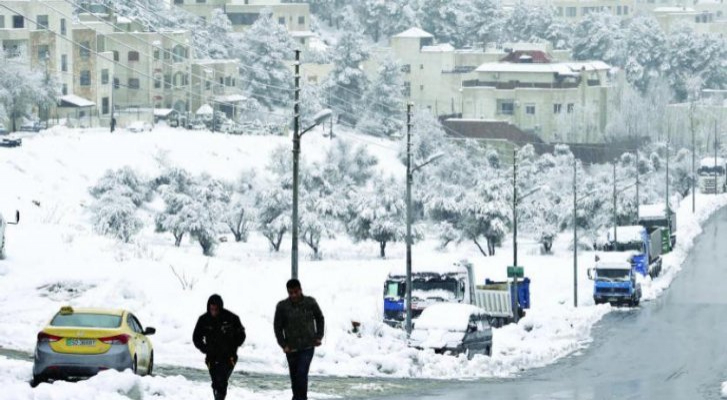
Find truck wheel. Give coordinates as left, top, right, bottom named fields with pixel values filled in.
left=485, top=346, right=492, bottom=357
left=30, top=375, right=43, bottom=387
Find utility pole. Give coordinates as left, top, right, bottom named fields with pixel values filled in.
left=714, top=120, right=718, bottom=194
left=666, top=125, right=671, bottom=239
left=635, top=149, right=640, bottom=221
left=613, top=161, right=617, bottom=244
left=291, top=49, right=301, bottom=279
left=692, top=113, right=695, bottom=213
left=573, top=158, right=578, bottom=308
left=511, top=147, right=520, bottom=323
left=405, top=102, right=414, bottom=336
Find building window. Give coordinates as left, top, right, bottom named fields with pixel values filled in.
left=101, top=69, right=109, bottom=84
left=401, top=64, right=411, bottom=73
left=616, top=6, right=622, bottom=15
left=403, top=81, right=411, bottom=97
left=227, top=12, right=259, bottom=25
left=567, top=103, right=575, bottom=113
left=61, top=18, right=66, bottom=35
left=566, top=7, right=577, bottom=17
left=37, top=15, right=49, bottom=29
left=62, top=83, right=68, bottom=95
left=128, top=78, right=140, bottom=89
left=128, top=51, right=139, bottom=62
left=113, top=51, right=119, bottom=61
left=102, top=97, right=109, bottom=115
left=298, top=16, right=305, bottom=24
left=154, top=49, right=160, bottom=60
left=420, top=64, right=424, bottom=70
left=174, top=0, right=183, bottom=3
left=553, top=103, right=562, bottom=114
left=80, top=70, right=91, bottom=86
left=278, top=17, right=285, bottom=25
left=556, top=7, right=563, bottom=16
left=154, top=76, right=162, bottom=89
left=497, top=100, right=514, bottom=115
left=37, top=45, right=50, bottom=61
left=205, top=80, right=211, bottom=90
left=525, top=104, right=536, bottom=115
left=13, top=15, right=24, bottom=29
left=196, top=0, right=206, bottom=3
left=61, top=54, right=68, bottom=72
left=623, top=6, right=628, bottom=14
left=113, top=78, right=120, bottom=89
left=164, top=74, right=172, bottom=89
left=172, top=45, right=186, bottom=63
left=80, top=41, right=91, bottom=59
left=0, top=16, right=5, bottom=29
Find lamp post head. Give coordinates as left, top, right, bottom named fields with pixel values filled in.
left=312, top=108, right=332, bottom=125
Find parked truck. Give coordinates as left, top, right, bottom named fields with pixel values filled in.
left=383, top=261, right=530, bottom=328
left=638, top=203, right=676, bottom=252
left=698, top=157, right=726, bottom=194
left=588, top=254, right=641, bottom=307
left=605, top=225, right=662, bottom=278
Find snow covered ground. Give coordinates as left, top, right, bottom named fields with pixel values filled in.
left=0, top=126, right=725, bottom=398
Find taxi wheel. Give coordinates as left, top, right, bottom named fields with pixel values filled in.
left=147, top=353, right=154, bottom=376
left=132, top=355, right=138, bottom=374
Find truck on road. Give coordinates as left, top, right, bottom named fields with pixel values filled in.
left=588, top=255, right=641, bottom=307
left=383, top=261, right=530, bottom=328
left=638, top=203, right=676, bottom=252
left=605, top=225, right=663, bottom=278
left=698, top=157, right=726, bottom=194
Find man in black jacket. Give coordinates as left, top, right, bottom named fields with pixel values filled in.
left=274, top=279, right=325, bottom=400
left=193, top=294, right=246, bottom=400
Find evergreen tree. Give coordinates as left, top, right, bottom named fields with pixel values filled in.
left=624, top=16, right=667, bottom=93
left=234, top=9, right=294, bottom=109
left=207, top=8, right=234, bottom=59
left=418, top=0, right=470, bottom=46
left=325, top=16, right=369, bottom=125
left=356, top=54, right=405, bottom=137
left=572, top=11, right=626, bottom=67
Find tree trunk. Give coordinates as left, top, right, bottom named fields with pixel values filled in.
left=174, top=232, right=184, bottom=247
left=379, top=241, right=386, bottom=258
left=542, top=240, right=553, bottom=253
left=487, top=239, right=496, bottom=256
left=473, top=239, right=488, bottom=257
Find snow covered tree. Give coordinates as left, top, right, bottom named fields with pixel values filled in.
left=464, top=0, right=504, bottom=47
left=356, top=0, right=418, bottom=42
left=91, top=189, right=144, bottom=243
left=325, top=15, right=369, bottom=125
left=356, top=54, right=404, bottom=137
left=324, top=138, right=378, bottom=187
left=0, top=52, right=59, bottom=132
left=256, top=185, right=291, bottom=252
left=572, top=11, right=626, bottom=67
left=187, top=177, right=229, bottom=256
left=418, top=0, right=470, bottom=46
left=503, top=2, right=570, bottom=48
left=223, top=170, right=256, bottom=242
left=207, top=8, right=234, bottom=59
left=90, top=167, right=151, bottom=207
left=666, top=26, right=727, bottom=101
left=233, top=9, right=294, bottom=109
left=624, top=16, right=667, bottom=93
left=347, top=176, right=407, bottom=258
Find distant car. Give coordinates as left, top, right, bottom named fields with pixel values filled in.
left=32, top=306, right=155, bottom=386
left=187, top=120, right=206, bottom=131
left=0, top=124, right=8, bottom=135
left=19, top=121, right=43, bottom=132
left=408, top=303, right=492, bottom=359
left=0, top=135, right=22, bottom=148
left=126, top=121, right=152, bottom=133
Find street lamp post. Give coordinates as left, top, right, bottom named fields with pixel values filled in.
left=404, top=104, right=444, bottom=336
left=291, top=51, right=332, bottom=280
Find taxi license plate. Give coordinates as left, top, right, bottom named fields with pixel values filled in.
left=66, top=338, right=96, bottom=346
left=608, top=298, right=618, bottom=302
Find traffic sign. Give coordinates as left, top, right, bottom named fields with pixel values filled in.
left=507, top=266, right=524, bottom=278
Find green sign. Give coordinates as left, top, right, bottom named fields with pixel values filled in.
left=507, top=266, right=524, bottom=278
left=661, top=229, right=671, bottom=254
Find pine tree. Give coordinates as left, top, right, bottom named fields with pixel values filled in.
left=624, top=16, right=667, bottom=93
left=207, top=8, right=233, bottom=59
left=356, top=54, right=404, bottom=137
left=325, top=16, right=369, bottom=125
left=234, top=9, right=294, bottom=109
left=572, top=11, right=626, bottom=67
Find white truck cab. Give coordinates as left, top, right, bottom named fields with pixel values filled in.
left=0, top=210, right=20, bottom=259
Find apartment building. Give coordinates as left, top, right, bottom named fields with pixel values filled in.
left=461, top=59, right=612, bottom=143
left=0, top=0, right=75, bottom=118
left=174, top=0, right=310, bottom=34
left=549, top=0, right=635, bottom=19
left=190, top=58, right=245, bottom=118
left=69, top=25, right=114, bottom=124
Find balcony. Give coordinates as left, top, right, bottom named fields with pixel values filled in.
left=462, top=79, right=582, bottom=89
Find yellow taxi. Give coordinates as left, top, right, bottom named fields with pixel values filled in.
left=32, top=306, right=155, bottom=386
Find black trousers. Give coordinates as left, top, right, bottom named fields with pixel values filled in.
left=207, top=358, right=235, bottom=400
left=285, top=347, right=315, bottom=400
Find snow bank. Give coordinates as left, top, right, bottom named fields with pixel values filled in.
left=414, top=303, right=480, bottom=331
left=721, top=381, right=727, bottom=398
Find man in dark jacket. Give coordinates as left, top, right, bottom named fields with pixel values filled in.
left=193, top=294, right=246, bottom=400
left=274, top=279, right=325, bottom=400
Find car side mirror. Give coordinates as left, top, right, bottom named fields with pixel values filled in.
left=587, top=269, right=594, bottom=280
left=143, top=327, right=156, bottom=335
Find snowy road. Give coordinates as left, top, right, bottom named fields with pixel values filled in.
left=373, top=206, right=728, bottom=400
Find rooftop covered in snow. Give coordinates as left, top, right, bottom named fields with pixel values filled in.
left=413, top=303, right=484, bottom=331
left=393, top=27, right=434, bottom=38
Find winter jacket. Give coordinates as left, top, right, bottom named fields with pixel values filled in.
left=193, top=301, right=246, bottom=362
left=273, top=296, right=324, bottom=352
